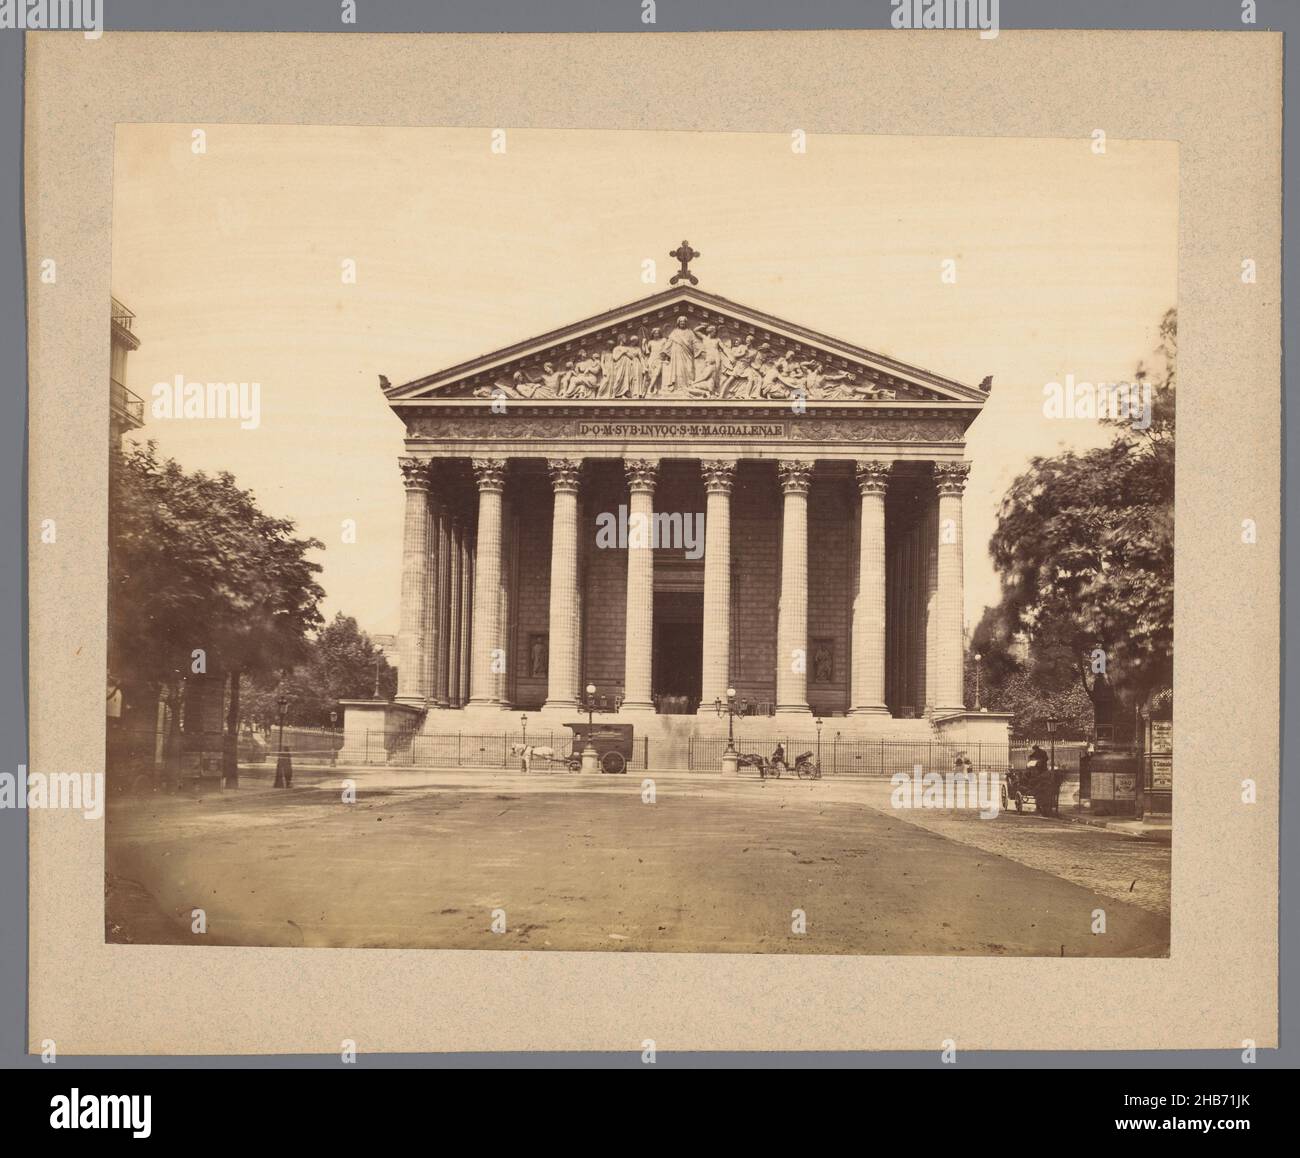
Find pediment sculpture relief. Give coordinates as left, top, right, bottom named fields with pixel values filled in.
left=457, top=313, right=916, bottom=403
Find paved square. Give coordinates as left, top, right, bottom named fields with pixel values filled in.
left=106, top=768, right=1170, bottom=956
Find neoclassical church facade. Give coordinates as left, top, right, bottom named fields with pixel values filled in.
left=343, top=247, right=1009, bottom=761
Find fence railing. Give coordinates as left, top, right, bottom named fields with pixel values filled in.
left=363, top=731, right=651, bottom=771
left=686, top=736, right=1011, bottom=776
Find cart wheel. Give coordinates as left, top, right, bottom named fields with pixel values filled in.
left=601, top=751, right=626, bottom=775
left=1014, top=791, right=1024, bottom=814
left=797, top=762, right=811, bottom=779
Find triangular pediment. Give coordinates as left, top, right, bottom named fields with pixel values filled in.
left=384, top=287, right=989, bottom=405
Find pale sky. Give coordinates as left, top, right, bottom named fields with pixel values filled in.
left=112, top=125, right=1177, bottom=637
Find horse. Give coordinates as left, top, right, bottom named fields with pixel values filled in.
left=509, top=743, right=563, bottom=774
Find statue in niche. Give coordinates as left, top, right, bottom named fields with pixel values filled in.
left=813, top=640, right=834, bottom=685
left=529, top=634, right=548, bottom=678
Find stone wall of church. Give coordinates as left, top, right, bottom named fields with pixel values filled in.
left=580, top=461, right=629, bottom=698
left=510, top=473, right=551, bottom=710
left=807, top=463, right=854, bottom=716
left=729, top=462, right=780, bottom=706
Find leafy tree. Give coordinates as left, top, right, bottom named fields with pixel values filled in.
left=109, top=442, right=325, bottom=776
left=983, top=309, right=1175, bottom=734
left=243, top=612, right=397, bottom=728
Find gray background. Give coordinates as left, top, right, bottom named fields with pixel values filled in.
left=1, top=0, right=1292, bottom=1068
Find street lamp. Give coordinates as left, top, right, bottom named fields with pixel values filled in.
left=1045, top=714, right=1058, bottom=776
left=274, top=695, right=293, bottom=788
left=974, top=652, right=982, bottom=710
left=581, top=684, right=599, bottom=773
left=329, top=709, right=338, bottom=768
left=520, top=713, right=528, bottom=746
left=815, top=716, right=823, bottom=770
left=714, top=687, right=739, bottom=774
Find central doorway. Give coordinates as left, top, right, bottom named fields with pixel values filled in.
left=651, top=590, right=703, bottom=711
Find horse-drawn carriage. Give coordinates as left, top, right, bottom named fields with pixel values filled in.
left=737, top=747, right=821, bottom=780
left=511, top=723, right=633, bottom=774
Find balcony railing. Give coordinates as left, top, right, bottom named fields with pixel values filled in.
left=111, top=378, right=145, bottom=428
left=110, top=297, right=135, bottom=332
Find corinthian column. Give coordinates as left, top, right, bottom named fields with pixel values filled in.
left=697, top=459, right=736, bottom=713
left=433, top=490, right=453, bottom=708
left=447, top=515, right=463, bottom=708
left=621, top=458, right=659, bottom=713
left=849, top=460, right=891, bottom=716
left=544, top=458, right=582, bottom=711
left=396, top=457, right=432, bottom=706
left=775, top=460, right=814, bottom=717
left=467, top=458, right=507, bottom=707
left=930, top=461, right=970, bottom=715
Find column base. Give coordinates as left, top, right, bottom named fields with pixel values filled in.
left=465, top=697, right=505, bottom=709
left=539, top=700, right=579, bottom=715
left=774, top=704, right=814, bottom=717
left=848, top=704, right=891, bottom=717
left=619, top=700, right=656, bottom=714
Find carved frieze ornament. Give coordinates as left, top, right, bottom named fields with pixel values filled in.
left=933, top=461, right=972, bottom=496
left=546, top=458, right=582, bottom=493
left=777, top=460, right=814, bottom=496
left=470, top=457, right=507, bottom=493
left=700, top=459, right=738, bottom=494
left=855, top=460, right=892, bottom=496
left=447, top=310, right=929, bottom=405
left=624, top=458, right=660, bottom=494
left=398, top=456, right=432, bottom=491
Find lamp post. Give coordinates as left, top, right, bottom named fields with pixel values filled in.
left=329, top=709, right=338, bottom=768
left=520, top=713, right=528, bottom=747
left=974, top=652, right=982, bottom=710
left=1045, top=715, right=1059, bottom=817
left=273, top=695, right=293, bottom=788
left=815, top=716, right=823, bottom=771
left=715, top=686, right=739, bottom=775
left=581, top=683, right=599, bottom=773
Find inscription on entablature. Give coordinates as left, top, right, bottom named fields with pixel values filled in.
left=405, top=415, right=966, bottom=443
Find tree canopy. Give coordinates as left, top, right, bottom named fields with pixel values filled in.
left=979, top=309, right=1175, bottom=731
left=109, top=441, right=325, bottom=689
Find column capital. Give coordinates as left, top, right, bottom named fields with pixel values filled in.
left=546, top=458, right=582, bottom=494
left=777, top=459, right=814, bottom=496
left=933, top=460, right=971, bottom=497
left=624, top=458, right=659, bottom=494
left=855, top=460, right=892, bottom=496
left=398, top=456, right=432, bottom=491
left=471, top=457, right=507, bottom=493
left=700, top=459, right=738, bottom=494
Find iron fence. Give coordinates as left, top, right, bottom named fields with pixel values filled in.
left=687, top=735, right=1012, bottom=776
left=361, top=731, right=651, bottom=771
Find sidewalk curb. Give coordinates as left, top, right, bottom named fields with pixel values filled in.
left=1061, top=812, right=1172, bottom=844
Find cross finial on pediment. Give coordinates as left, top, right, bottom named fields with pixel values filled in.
left=669, top=239, right=700, bottom=286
